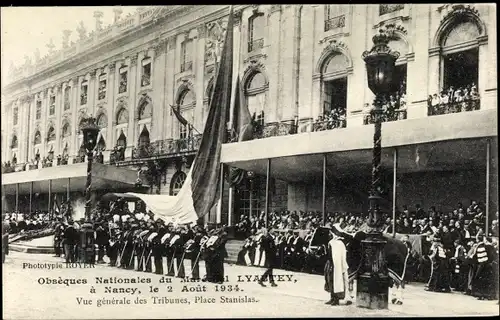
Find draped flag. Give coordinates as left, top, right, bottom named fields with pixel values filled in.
left=127, top=6, right=235, bottom=225
left=228, top=75, right=254, bottom=186
left=170, top=104, right=189, bottom=126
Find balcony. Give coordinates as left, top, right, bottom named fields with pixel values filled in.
left=427, top=87, right=480, bottom=116
left=324, top=15, right=346, bottom=32
left=363, top=93, right=408, bottom=125
left=248, top=38, right=264, bottom=52
left=180, top=61, right=193, bottom=73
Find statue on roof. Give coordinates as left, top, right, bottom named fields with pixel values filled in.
left=62, top=30, right=72, bottom=48
left=34, top=48, right=41, bottom=63
left=113, top=7, right=123, bottom=23
left=94, top=11, right=104, bottom=31
left=46, top=38, right=55, bottom=54
left=77, top=21, right=87, bottom=40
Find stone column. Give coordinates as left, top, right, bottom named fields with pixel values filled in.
left=267, top=5, right=282, bottom=122
left=27, top=96, right=35, bottom=162
left=40, top=89, right=49, bottom=157
left=194, top=27, right=206, bottom=132
left=229, top=10, right=243, bottom=126
left=478, top=39, right=488, bottom=99
left=153, top=40, right=168, bottom=140
left=127, top=53, right=139, bottom=157
left=165, top=36, right=177, bottom=139
left=21, top=96, right=32, bottom=162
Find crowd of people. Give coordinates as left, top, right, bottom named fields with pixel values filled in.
left=3, top=210, right=55, bottom=234
left=234, top=200, right=498, bottom=300
left=313, top=108, right=347, bottom=132
left=427, top=84, right=480, bottom=116
left=24, top=199, right=231, bottom=284
left=363, top=91, right=407, bottom=125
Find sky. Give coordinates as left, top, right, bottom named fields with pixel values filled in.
left=1, top=6, right=142, bottom=86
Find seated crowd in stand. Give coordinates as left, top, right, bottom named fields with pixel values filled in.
left=428, top=84, right=480, bottom=116
left=3, top=210, right=55, bottom=234
left=236, top=200, right=498, bottom=299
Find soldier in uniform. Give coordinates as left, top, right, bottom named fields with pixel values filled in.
left=121, top=222, right=137, bottom=269
left=95, top=220, right=109, bottom=264
left=283, top=230, right=296, bottom=270
left=152, top=219, right=166, bottom=274
left=189, top=226, right=206, bottom=280
left=62, top=220, right=78, bottom=263
left=53, top=218, right=65, bottom=258
left=166, top=227, right=181, bottom=276
left=450, top=238, right=467, bottom=291
left=143, top=222, right=158, bottom=273
left=107, top=227, right=120, bottom=267
left=202, top=224, right=217, bottom=282
left=212, top=226, right=228, bottom=284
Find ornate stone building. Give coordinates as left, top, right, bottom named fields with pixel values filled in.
left=2, top=5, right=498, bottom=225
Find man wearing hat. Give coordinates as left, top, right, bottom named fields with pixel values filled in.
left=324, top=224, right=352, bottom=306
left=257, top=227, right=278, bottom=287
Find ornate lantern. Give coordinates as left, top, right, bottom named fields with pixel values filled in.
left=362, top=30, right=400, bottom=95
left=81, top=117, right=100, bottom=152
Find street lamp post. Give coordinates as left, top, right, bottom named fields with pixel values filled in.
left=80, top=117, right=100, bottom=264
left=357, top=30, right=399, bottom=309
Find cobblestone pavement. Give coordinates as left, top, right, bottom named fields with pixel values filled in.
left=3, top=252, right=498, bottom=319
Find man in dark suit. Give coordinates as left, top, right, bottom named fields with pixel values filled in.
left=258, top=228, right=278, bottom=287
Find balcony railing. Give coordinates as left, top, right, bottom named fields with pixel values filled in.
left=324, top=15, right=346, bottom=32
left=312, top=117, right=346, bottom=132
left=427, top=97, right=481, bottom=116
left=180, top=61, right=193, bottom=73
left=248, top=38, right=264, bottom=52
left=125, top=135, right=202, bottom=161
left=363, top=109, right=407, bottom=125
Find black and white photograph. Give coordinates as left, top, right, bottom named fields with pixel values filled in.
left=1, top=4, right=498, bottom=319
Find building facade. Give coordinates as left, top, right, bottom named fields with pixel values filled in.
left=2, top=4, right=498, bottom=224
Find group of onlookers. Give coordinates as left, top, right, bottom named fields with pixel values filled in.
left=313, top=108, right=347, bottom=131
left=428, top=84, right=480, bottom=116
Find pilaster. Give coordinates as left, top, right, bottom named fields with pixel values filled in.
left=89, top=69, right=97, bottom=116
left=266, top=6, right=282, bottom=122
left=107, top=62, right=117, bottom=148
left=54, top=85, right=62, bottom=156
left=71, top=77, right=80, bottom=161
left=153, top=40, right=168, bottom=140
left=165, top=36, right=177, bottom=139
left=298, top=5, right=315, bottom=121
left=127, top=53, right=139, bottom=156
left=194, top=30, right=206, bottom=132
left=280, top=5, right=297, bottom=122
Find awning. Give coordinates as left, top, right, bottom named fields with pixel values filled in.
left=2, top=162, right=147, bottom=195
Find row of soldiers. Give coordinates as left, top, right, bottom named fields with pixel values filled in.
left=237, top=229, right=327, bottom=274
left=53, top=215, right=229, bottom=283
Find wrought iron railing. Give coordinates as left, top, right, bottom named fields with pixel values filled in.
left=180, top=61, right=193, bottom=73
left=427, top=98, right=480, bottom=116
left=248, top=38, right=264, bottom=52
left=129, top=135, right=202, bottom=160
left=363, top=109, right=407, bottom=125
left=312, top=118, right=346, bottom=131
left=324, top=15, right=346, bottom=32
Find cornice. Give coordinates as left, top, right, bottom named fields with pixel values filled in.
left=3, top=5, right=250, bottom=96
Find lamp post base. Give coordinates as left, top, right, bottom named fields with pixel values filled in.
left=79, top=222, right=95, bottom=265
left=356, top=234, right=389, bottom=309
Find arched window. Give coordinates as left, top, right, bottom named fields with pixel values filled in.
left=169, top=171, right=187, bottom=196
left=116, top=130, right=127, bottom=148
left=245, top=72, right=267, bottom=125
left=248, top=13, right=265, bottom=52
left=116, top=108, right=129, bottom=125
left=10, top=135, right=18, bottom=149
left=320, top=52, right=349, bottom=128
left=440, top=20, right=480, bottom=91
left=138, top=101, right=152, bottom=120
left=34, top=131, right=42, bottom=145
left=47, top=127, right=56, bottom=142
left=62, top=123, right=71, bottom=137
left=96, top=113, right=108, bottom=128
left=97, top=135, right=106, bottom=151
left=138, top=126, right=150, bottom=147
left=179, top=89, right=195, bottom=107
